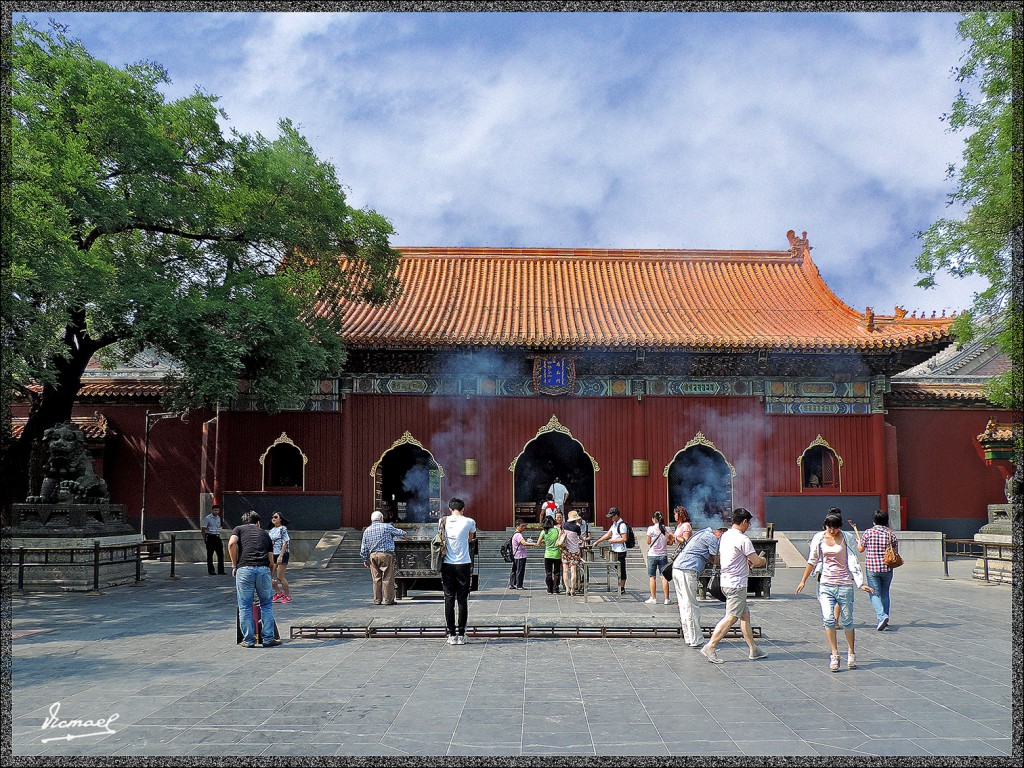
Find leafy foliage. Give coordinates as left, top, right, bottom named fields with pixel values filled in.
left=916, top=11, right=1022, bottom=411
left=3, top=20, right=401, bottom=431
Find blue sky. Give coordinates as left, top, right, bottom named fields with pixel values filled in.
left=15, top=9, right=989, bottom=317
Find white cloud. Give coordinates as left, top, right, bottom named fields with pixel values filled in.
left=24, top=10, right=991, bottom=315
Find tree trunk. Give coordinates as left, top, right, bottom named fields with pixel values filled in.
left=5, top=312, right=104, bottom=503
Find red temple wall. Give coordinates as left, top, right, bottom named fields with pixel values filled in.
left=217, top=411, right=344, bottom=493
left=886, top=407, right=1009, bottom=538
left=762, top=414, right=886, bottom=494
left=18, top=398, right=1006, bottom=537
left=337, top=395, right=883, bottom=530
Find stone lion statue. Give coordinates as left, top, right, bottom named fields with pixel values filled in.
left=25, top=422, right=110, bottom=504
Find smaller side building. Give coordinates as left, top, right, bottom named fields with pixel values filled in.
left=888, top=329, right=1014, bottom=538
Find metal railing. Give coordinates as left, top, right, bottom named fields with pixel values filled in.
left=4, top=534, right=178, bottom=593
left=942, top=536, right=1018, bottom=582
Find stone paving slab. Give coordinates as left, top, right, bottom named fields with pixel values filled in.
left=7, top=558, right=1017, bottom=758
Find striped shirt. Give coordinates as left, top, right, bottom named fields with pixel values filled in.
left=860, top=525, right=898, bottom=572
left=360, top=521, right=406, bottom=562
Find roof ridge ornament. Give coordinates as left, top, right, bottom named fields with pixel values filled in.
left=864, top=307, right=875, bottom=331
left=786, top=229, right=812, bottom=259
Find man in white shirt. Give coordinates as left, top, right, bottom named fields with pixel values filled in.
left=440, top=498, right=477, bottom=645
left=592, top=507, right=629, bottom=595
left=701, top=508, right=768, bottom=664
left=547, top=478, right=569, bottom=514
left=201, top=503, right=226, bottom=575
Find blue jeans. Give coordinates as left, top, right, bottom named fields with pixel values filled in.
left=236, top=565, right=275, bottom=644
left=865, top=569, right=893, bottom=622
left=818, top=583, right=855, bottom=630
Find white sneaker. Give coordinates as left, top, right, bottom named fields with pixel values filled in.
left=455, top=635, right=466, bottom=645
left=644, top=597, right=657, bottom=604
left=446, top=635, right=457, bottom=646
left=663, top=598, right=672, bottom=605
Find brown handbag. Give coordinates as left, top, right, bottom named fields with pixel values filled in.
left=882, top=533, right=903, bottom=568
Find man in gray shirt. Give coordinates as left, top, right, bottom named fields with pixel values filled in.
left=202, top=503, right=226, bottom=575
left=672, top=526, right=728, bottom=648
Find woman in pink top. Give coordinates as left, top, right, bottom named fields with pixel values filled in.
left=673, top=506, right=693, bottom=546
left=796, top=511, right=874, bottom=672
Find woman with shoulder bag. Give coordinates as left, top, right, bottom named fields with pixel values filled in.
left=539, top=516, right=563, bottom=594
left=645, top=511, right=674, bottom=605
left=853, top=510, right=899, bottom=631
left=561, top=511, right=584, bottom=596
left=796, top=511, right=874, bottom=672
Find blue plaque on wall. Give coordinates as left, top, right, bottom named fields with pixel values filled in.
left=533, top=356, right=575, bottom=396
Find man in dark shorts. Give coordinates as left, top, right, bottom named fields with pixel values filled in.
left=593, top=507, right=630, bottom=595
left=228, top=511, right=280, bottom=648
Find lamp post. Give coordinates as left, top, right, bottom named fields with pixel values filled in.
left=140, top=411, right=183, bottom=537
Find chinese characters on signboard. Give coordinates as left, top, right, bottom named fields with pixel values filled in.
left=533, top=356, right=575, bottom=396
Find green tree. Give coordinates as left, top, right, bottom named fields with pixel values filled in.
left=916, top=11, right=1022, bottom=413
left=2, top=21, right=401, bottom=501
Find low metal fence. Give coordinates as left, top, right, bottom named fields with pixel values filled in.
left=942, top=536, right=1018, bottom=582
left=3, top=534, right=178, bottom=593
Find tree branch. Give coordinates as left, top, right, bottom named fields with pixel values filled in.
left=79, top=220, right=250, bottom=251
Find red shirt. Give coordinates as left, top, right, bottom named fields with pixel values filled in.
left=860, top=525, right=898, bottom=572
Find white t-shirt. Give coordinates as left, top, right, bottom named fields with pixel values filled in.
left=442, top=515, right=477, bottom=565
left=610, top=519, right=628, bottom=553
left=548, top=483, right=569, bottom=506
left=718, top=528, right=755, bottom=589
left=646, top=524, right=670, bottom=557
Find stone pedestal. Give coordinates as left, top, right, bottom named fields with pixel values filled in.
left=6, top=503, right=136, bottom=536
left=973, top=504, right=1013, bottom=584
left=3, top=504, right=144, bottom=592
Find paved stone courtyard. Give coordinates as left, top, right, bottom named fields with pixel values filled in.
left=7, top=558, right=1016, bottom=758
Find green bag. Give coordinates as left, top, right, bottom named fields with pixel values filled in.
left=430, top=516, right=447, bottom=573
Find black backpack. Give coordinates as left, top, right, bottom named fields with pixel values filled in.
left=500, top=535, right=515, bottom=562
left=622, top=521, right=636, bottom=549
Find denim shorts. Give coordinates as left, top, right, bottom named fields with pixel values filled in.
left=818, top=583, right=855, bottom=630
left=647, top=555, right=668, bottom=578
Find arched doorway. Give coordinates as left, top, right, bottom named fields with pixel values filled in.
left=664, top=432, right=735, bottom=528
left=371, top=432, right=444, bottom=524
left=259, top=433, right=307, bottom=491
left=510, top=415, right=598, bottom=525
left=798, top=435, right=843, bottom=491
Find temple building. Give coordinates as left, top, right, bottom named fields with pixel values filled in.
left=12, top=232, right=1013, bottom=537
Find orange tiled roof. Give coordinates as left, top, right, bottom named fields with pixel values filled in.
left=888, top=382, right=990, bottom=402
left=28, top=381, right=166, bottom=398
left=330, top=238, right=953, bottom=351
left=11, top=413, right=114, bottom=439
